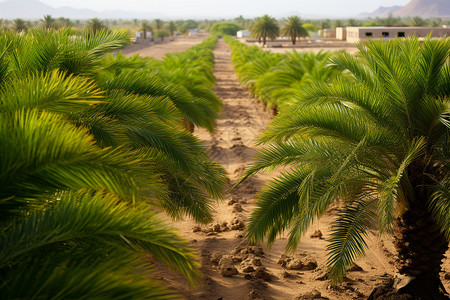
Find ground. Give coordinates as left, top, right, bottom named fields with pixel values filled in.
left=123, top=36, right=450, bottom=300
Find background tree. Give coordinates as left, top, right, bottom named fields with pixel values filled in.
left=412, top=16, right=427, bottom=26
left=41, top=15, right=55, bottom=30
left=250, top=15, right=279, bottom=46
left=168, top=21, right=176, bottom=37
left=281, top=16, right=308, bottom=45
left=141, top=20, right=152, bottom=39
left=241, top=37, right=450, bottom=298
left=155, top=29, right=169, bottom=41
left=87, top=18, right=105, bottom=34
left=210, top=22, right=242, bottom=36
left=13, top=18, right=28, bottom=32
left=154, top=18, right=164, bottom=30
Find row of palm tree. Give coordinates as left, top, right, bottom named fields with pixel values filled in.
left=249, top=15, right=308, bottom=46
left=233, top=36, right=450, bottom=298
left=225, top=36, right=341, bottom=113
left=140, top=19, right=176, bottom=40
left=0, top=28, right=226, bottom=298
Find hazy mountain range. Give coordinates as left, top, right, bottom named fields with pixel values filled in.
left=0, top=0, right=166, bottom=19
left=0, top=0, right=449, bottom=20
left=364, top=0, right=450, bottom=18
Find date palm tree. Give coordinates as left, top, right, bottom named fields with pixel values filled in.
left=141, top=20, right=152, bottom=39
left=168, top=21, right=176, bottom=38
left=250, top=15, right=279, bottom=46
left=154, top=18, right=164, bottom=30
left=87, top=18, right=105, bottom=34
left=241, top=37, right=450, bottom=298
left=0, top=29, right=226, bottom=298
left=281, top=16, right=308, bottom=45
left=13, top=18, right=27, bottom=32
left=41, top=14, right=55, bottom=30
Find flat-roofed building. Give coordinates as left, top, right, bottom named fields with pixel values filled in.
left=336, top=27, right=346, bottom=40
left=237, top=30, right=251, bottom=38
left=346, top=27, right=450, bottom=43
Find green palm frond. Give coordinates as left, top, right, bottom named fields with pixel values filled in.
left=240, top=36, right=450, bottom=282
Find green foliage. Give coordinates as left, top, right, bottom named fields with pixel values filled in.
left=0, top=28, right=227, bottom=297
left=210, top=22, right=242, bottom=36
left=239, top=37, right=450, bottom=282
left=250, top=15, right=279, bottom=46
left=281, top=16, right=308, bottom=45
left=225, top=36, right=342, bottom=110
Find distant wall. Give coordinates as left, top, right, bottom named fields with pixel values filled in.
left=336, top=27, right=346, bottom=40
left=346, top=27, right=450, bottom=43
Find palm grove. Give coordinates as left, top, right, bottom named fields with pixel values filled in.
left=226, top=35, right=450, bottom=299
left=1, top=15, right=450, bottom=300
left=0, top=28, right=226, bottom=299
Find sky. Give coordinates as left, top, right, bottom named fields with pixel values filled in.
left=38, top=0, right=412, bottom=18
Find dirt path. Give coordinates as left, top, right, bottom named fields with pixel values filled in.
left=122, top=34, right=209, bottom=59
left=154, top=39, right=450, bottom=300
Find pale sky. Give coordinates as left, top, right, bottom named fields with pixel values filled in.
left=38, top=0, right=411, bottom=18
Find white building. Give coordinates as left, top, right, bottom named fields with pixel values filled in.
left=346, top=27, right=450, bottom=43
left=135, top=31, right=152, bottom=39
left=188, top=29, right=199, bottom=37
left=237, top=30, right=251, bottom=38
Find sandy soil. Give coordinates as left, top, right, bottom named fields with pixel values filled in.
left=134, top=38, right=450, bottom=299
left=242, top=39, right=359, bottom=54
left=122, top=33, right=210, bottom=60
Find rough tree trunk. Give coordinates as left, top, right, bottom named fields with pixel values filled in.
left=369, top=205, right=449, bottom=299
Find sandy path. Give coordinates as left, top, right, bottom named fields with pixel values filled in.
left=122, top=34, right=209, bottom=60
left=152, top=39, right=450, bottom=299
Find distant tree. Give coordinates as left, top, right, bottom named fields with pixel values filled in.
left=412, top=16, right=427, bottom=27
left=382, top=14, right=401, bottom=25
left=320, top=19, right=330, bottom=29
left=347, top=18, right=360, bottom=26
left=302, top=23, right=317, bottom=33
left=431, top=18, right=442, bottom=27
left=132, top=18, right=138, bottom=25
left=141, top=20, right=152, bottom=39
left=13, top=18, right=28, bottom=32
left=210, top=22, right=242, bottom=36
left=363, top=21, right=381, bottom=27
left=335, top=19, right=343, bottom=27
left=281, top=16, right=308, bottom=45
left=250, top=15, right=279, bottom=46
left=87, top=18, right=105, bottom=34
left=234, top=15, right=249, bottom=27
left=154, top=19, right=164, bottom=30
left=155, top=29, right=169, bottom=41
left=41, top=15, right=55, bottom=30
left=57, top=17, right=73, bottom=28
left=168, top=21, right=176, bottom=37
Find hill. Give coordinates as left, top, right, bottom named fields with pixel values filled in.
left=395, top=0, right=450, bottom=17
left=365, top=0, right=450, bottom=18
left=0, top=0, right=165, bottom=19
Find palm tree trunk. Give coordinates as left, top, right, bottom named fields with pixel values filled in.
left=369, top=204, right=449, bottom=299
left=263, top=36, right=266, bottom=46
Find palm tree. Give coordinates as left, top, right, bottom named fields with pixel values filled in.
left=141, top=20, right=152, bottom=39
left=156, top=29, right=169, bottom=41
left=168, top=21, right=176, bottom=38
left=0, top=29, right=226, bottom=298
left=154, top=18, right=164, bottom=30
left=87, top=18, right=105, bottom=34
left=41, top=14, right=55, bottom=30
left=250, top=15, right=279, bottom=46
left=281, top=16, right=308, bottom=45
left=13, top=18, right=27, bottom=32
left=241, top=37, right=450, bottom=298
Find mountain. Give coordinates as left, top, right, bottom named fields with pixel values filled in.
left=0, top=0, right=166, bottom=19
left=364, top=0, right=450, bottom=18
left=360, top=6, right=402, bottom=17
left=395, top=0, right=450, bottom=17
